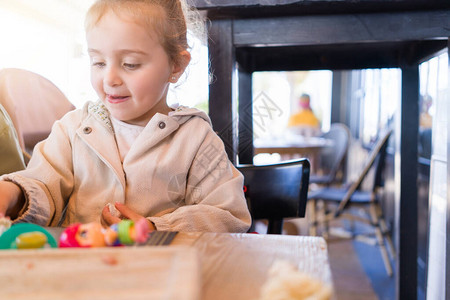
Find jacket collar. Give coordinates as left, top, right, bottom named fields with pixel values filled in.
left=77, top=102, right=124, bottom=187
left=76, top=102, right=212, bottom=184
left=88, top=101, right=113, bottom=131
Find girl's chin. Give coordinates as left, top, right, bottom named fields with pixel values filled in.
left=107, top=109, right=128, bottom=121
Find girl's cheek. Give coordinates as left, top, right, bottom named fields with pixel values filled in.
left=90, top=74, right=103, bottom=92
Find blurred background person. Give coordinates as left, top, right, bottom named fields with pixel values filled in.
left=287, top=93, right=321, bottom=137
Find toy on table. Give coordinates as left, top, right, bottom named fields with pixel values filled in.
left=59, top=218, right=151, bottom=248
left=0, top=220, right=58, bottom=250
left=0, top=215, right=11, bottom=236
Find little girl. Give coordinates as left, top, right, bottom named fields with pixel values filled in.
left=0, top=0, right=251, bottom=233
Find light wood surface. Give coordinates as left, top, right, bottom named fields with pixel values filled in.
left=0, top=246, right=200, bottom=300
left=173, top=232, right=333, bottom=300
left=0, top=231, right=332, bottom=300
left=254, top=145, right=325, bottom=156
left=253, top=137, right=332, bottom=156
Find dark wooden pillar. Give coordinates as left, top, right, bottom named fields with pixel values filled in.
left=396, top=65, right=419, bottom=300
left=208, top=20, right=238, bottom=163
left=330, top=71, right=343, bottom=124
left=237, top=66, right=253, bottom=164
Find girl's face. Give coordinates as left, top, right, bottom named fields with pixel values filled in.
left=87, top=11, right=174, bottom=126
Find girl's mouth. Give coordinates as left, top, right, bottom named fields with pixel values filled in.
left=106, top=94, right=129, bottom=104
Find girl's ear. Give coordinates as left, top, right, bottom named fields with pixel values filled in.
left=170, top=50, right=191, bottom=82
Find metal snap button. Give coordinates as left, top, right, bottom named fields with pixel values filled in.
left=158, top=122, right=166, bottom=129
left=83, top=127, right=92, bottom=134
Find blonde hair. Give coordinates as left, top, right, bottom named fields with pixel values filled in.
left=85, top=0, right=204, bottom=66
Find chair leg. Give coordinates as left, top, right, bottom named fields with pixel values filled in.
left=308, top=200, right=318, bottom=236
left=321, top=201, right=330, bottom=239
left=372, top=201, right=396, bottom=259
left=369, top=203, right=393, bottom=277
left=268, top=219, right=284, bottom=234
left=377, top=207, right=396, bottom=260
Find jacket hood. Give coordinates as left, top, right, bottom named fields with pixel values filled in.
left=168, top=104, right=212, bottom=126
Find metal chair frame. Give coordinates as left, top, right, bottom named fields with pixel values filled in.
left=309, top=123, right=351, bottom=186
left=308, top=129, right=396, bottom=276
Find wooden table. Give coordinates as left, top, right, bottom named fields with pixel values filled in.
left=254, top=137, right=333, bottom=173
left=254, top=138, right=332, bottom=155
left=0, top=231, right=333, bottom=300
left=173, top=232, right=333, bottom=300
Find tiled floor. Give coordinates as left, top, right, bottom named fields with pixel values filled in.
left=327, top=238, right=378, bottom=299
left=352, top=239, right=395, bottom=300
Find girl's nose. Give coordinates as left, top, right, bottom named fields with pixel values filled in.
left=103, top=66, right=122, bottom=87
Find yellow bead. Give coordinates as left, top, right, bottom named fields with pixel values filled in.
left=16, top=232, right=48, bottom=249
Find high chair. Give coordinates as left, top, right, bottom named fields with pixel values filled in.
left=237, top=159, right=310, bottom=234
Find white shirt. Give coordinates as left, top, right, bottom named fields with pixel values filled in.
left=111, top=116, right=144, bottom=162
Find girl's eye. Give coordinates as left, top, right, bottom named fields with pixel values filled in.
left=92, top=62, right=105, bottom=68
left=123, top=63, right=140, bottom=70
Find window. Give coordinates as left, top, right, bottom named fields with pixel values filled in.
left=251, top=70, right=332, bottom=164
left=353, top=68, right=400, bottom=145
left=252, top=70, right=332, bottom=140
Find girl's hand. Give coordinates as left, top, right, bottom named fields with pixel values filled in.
left=100, top=204, right=121, bottom=227
left=101, top=202, right=155, bottom=231
left=0, top=181, right=25, bottom=219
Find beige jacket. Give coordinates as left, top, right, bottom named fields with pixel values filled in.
left=1, top=101, right=251, bottom=232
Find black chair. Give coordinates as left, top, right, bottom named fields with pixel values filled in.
left=237, top=158, right=310, bottom=234
left=308, top=129, right=395, bottom=276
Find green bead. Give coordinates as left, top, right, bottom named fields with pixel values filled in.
left=118, top=220, right=134, bottom=245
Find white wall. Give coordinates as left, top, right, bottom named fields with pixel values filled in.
left=426, top=52, right=448, bottom=300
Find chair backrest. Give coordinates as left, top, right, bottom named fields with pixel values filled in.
left=237, top=158, right=310, bottom=234
left=335, top=129, right=392, bottom=216
left=0, top=68, right=75, bottom=153
left=317, top=123, right=351, bottom=183
left=0, top=103, right=26, bottom=175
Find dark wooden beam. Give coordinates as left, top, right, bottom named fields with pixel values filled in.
left=236, top=40, right=447, bottom=71
left=192, top=0, right=450, bottom=19
left=208, top=20, right=238, bottom=163
left=194, top=0, right=307, bottom=7
left=194, top=0, right=449, bottom=8
left=396, top=65, right=419, bottom=300
left=233, top=10, right=450, bottom=47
